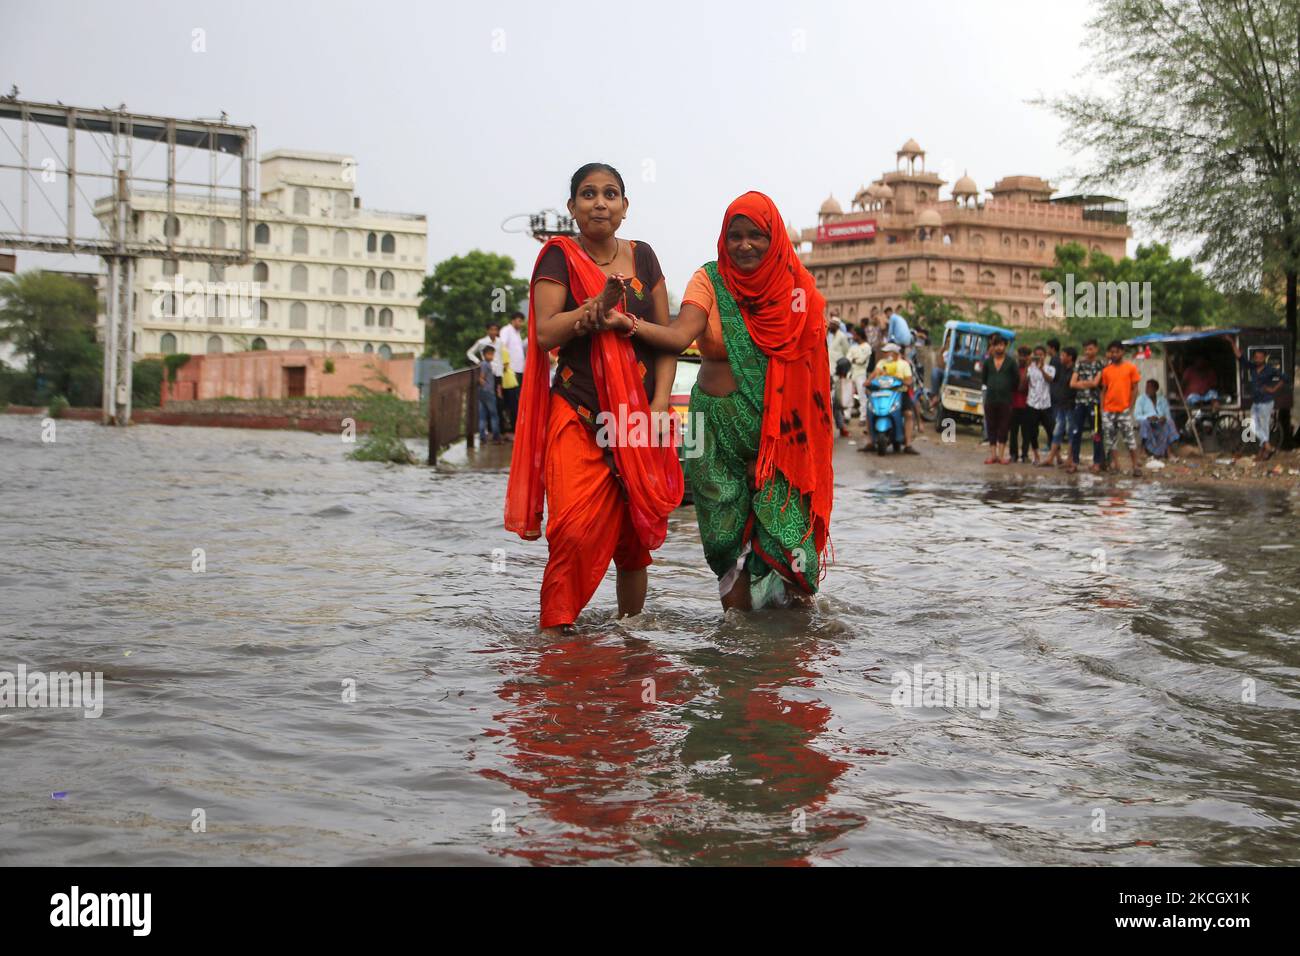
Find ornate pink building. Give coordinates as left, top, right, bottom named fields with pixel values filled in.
left=794, top=139, right=1132, bottom=329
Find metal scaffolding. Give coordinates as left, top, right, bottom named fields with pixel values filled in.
left=0, top=96, right=256, bottom=424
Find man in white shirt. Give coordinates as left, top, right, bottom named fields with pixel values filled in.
left=499, top=312, right=526, bottom=381
left=826, top=316, right=851, bottom=372
left=496, top=312, right=527, bottom=435
left=467, top=322, right=504, bottom=376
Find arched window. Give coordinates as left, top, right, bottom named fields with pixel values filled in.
left=849, top=269, right=860, bottom=285
left=367, top=232, right=377, bottom=253
left=255, top=223, right=270, bottom=244
left=290, top=302, right=307, bottom=329
left=206, top=335, right=223, bottom=354
left=1012, top=308, right=1022, bottom=322
left=863, top=268, right=875, bottom=284
left=952, top=268, right=966, bottom=283
left=363, top=343, right=374, bottom=354
left=380, top=270, right=394, bottom=291
left=333, top=230, right=349, bottom=256
left=379, top=307, right=393, bottom=328
left=160, top=332, right=177, bottom=355
left=330, top=341, right=346, bottom=353
left=332, top=267, right=347, bottom=294
left=293, top=187, right=309, bottom=215
left=289, top=338, right=305, bottom=350
left=1020, top=237, right=1030, bottom=249
left=251, top=337, right=267, bottom=350
left=330, top=304, right=345, bottom=330
left=259, top=300, right=269, bottom=324
left=380, top=233, right=395, bottom=254
left=365, top=269, right=376, bottom=290
left=1012, top=271, right=1024, bottom=287
left=292, top=226, right=308, bottom=254
left=163, top=215, right=181, bottom=239
left=980, top=270, right=995, bottom=285
left=895, top=267, right=906, bottom=282
left=364, top=306, right=375, bottom=327
left=378, top=344, right=392, bottom=359
left=334, top=192, right=351, bottom=217
left=158, top=292, right=177, bottom=317
left=291, top=265, right=308, bottom=292
left=831, top=270, right=843, bottom=288
left=253, top=261, right=269, bottom=282
left=210, top=219, right=226, bottom=249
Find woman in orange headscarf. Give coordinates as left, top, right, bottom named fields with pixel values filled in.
left=504, top=163, right=683, bottom=631
left=602, top=192, right=833, bottom=609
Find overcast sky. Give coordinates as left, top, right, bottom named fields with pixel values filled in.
left=3, top=0, right=1142, bottom=298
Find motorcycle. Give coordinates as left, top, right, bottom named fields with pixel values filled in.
left=868, top=374, right=907, bottom=455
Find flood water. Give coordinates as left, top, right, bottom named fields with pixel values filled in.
left=2, top=415, right=1298, bottom=866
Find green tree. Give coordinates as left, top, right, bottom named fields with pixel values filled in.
left=0, top=271, right=101, bottom=405
left=132, top=358, right=164, bottom=408
left=420, top=251, right=528, bottom=364
left=900, top=285, right=967, bottom=335
left=1040, top=241, right=1228, bottom=344
left=1038, top=0, right=1300, bottom=434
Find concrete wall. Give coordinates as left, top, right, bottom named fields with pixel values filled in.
left=166, top=350, right=417, bottom=402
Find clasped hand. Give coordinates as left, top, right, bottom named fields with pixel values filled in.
left=573, top=275, right=631, bottom=336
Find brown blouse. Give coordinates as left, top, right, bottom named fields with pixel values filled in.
left=532, top=240, right=665, bottom=428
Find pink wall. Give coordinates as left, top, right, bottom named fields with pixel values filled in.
left=166, top=350, right=417, bottom=402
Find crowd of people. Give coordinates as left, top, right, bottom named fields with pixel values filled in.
left=467, top=312, right=529, bottom=444
left=976, top=332, right=1284, bottom=473
left=827, top=307, right=930, bottom=453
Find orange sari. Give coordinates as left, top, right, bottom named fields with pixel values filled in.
left=504, top=237, right=683, bottom=626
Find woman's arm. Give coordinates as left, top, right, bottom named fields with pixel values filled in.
left=532, top=279, right=603, bottom=352
left=604, top=299, right=708, bottom=355
left=646, top=283, right=677, bottom=410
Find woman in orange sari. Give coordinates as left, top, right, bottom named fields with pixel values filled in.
left=505, top=163, right=683, bottom=630
left=601, top=192, right=833, bottom=609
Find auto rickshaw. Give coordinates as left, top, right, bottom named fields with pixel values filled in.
left=929, top=320, right=1017, bottom=431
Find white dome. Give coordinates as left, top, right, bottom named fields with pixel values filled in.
left=917, top=208, right=942, bottom=227
left=819, top=194, right=843, bottom=215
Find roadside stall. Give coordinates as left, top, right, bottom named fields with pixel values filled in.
left=1122, top=327, right=1293, bottom=451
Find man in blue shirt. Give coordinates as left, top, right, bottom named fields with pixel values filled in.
left=885, top=306, right=913, bottom=348
left=1226, top=335, right=1285, bottom=461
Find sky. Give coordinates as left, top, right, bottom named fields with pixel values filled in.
left=2, top=0, right=1140, bottom=300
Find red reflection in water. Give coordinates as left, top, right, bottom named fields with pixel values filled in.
left=480, top=627, right=863, bottom=865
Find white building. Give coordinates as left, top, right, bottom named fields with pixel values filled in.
left=95, top=149, right=428, bottom=359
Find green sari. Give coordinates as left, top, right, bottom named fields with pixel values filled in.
left=686, top=262, right=820, bottom=601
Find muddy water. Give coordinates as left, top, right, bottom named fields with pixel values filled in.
left=1, top=416, right=1297, bottom=865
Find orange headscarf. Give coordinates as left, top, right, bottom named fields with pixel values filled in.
left=504, top=236, right=682, bottom=549
left=717, top=191, right=833, bottom=561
